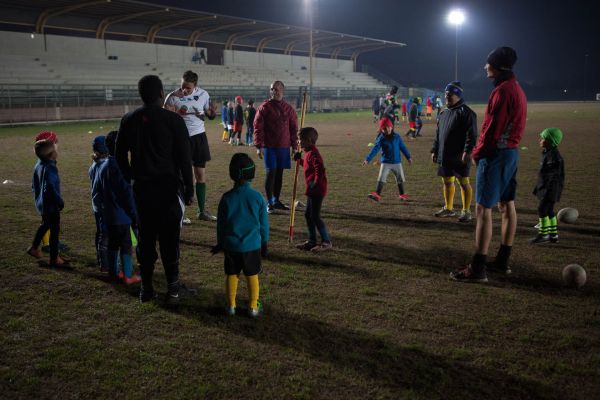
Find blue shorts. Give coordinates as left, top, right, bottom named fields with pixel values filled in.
left=263, top=147, right=291, bottom=170
left=476, top=148, right=518, bottom=208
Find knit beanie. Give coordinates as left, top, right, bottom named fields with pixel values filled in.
left=445, top=81, right=463, bottom=98
left=229, top=153, right=256, bottom=182
left=92, top=135, right=109, bottom=154
left=487, top=46, right=518, bottom=71
left=540, top=128, right=563, bottom=147
left=35, top=131, right=58, bottom=143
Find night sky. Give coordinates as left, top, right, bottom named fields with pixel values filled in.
left=143, top=0, right=599, bottom=101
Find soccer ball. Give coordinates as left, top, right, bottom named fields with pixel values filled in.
left=557, top=208, right=578, bottom=224
left=562, top=264, right=587, bottom=288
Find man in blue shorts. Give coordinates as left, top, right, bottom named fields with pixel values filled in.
left=450, top=46, right=527, bottom=283
left=253, top=81, right=298, bottom=213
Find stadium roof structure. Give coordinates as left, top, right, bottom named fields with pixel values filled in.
left=0, top=0, right=406, bottom=61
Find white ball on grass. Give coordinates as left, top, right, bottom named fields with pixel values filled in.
left=562, top=264, right=587, bottom=288
left=557, top=208, right=578, bottom=224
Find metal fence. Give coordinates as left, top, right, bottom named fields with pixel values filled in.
left=0, top=84, right=397, bottom=124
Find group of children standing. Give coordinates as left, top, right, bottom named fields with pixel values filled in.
left=221, top=97, right=257, bottom=146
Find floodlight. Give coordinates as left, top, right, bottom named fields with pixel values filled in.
left=448, top=10, right=465, bottom=26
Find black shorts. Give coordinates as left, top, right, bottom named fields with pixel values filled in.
left=190, top=132, right=211, bottom=167
left=224, top=249, right=262, bottom=276
left=437, top=159, right=471, bottom=178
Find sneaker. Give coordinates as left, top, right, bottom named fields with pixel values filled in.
left=226, top=306, right=236, bottom=316
left=165, top=283, right=197, bottom=306
left=449, top=264, right=488, bottom=283
left=530, top=234, right=550, bottom=244
left=311, top=241, right=333, bottom=252
left=139, top=288, right=157, bottom=303
left=123, top=274, right=142, bottom=285
left=182, top=217, right=192, bottom=225
left=197, top=211, right=217, bottom=221
left=533, top=222, right=541, bottom=229
left=272, top=201, right=290, bottom=211
left=549, top=233, right=559, bottom=243
left=398, top=194, right=409, bottom=201
left=368, top=192, right=381, bottom=202
left=485, top=259, right=512, bottom=275
left=434, top=207, right=456, bottom=218
left=27, top=246, right=42, bottom=259
left=458, top=210, right=473, bottom=222
left=296, top=240, right=318, bottom=251
left=248, top=300, right=263, bottom=318
left=267, top=204, right=274, bottom=214
left=117, top=271, right=125, bottom=281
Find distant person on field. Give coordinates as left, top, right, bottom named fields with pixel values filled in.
left=164, top=70, right=217, bottom=223
left=531, top=128, right=564, bottom=244
left=227, top=101, right=235, bottom=144
left=293, top=127, right=332, bottom=252
left=435, top=96, right=443, bottom=118
left=372, top=96, right=380, bottom=123
left=405, top=97, right=419, bottom=138
left=415, top=115, right=423, bottom=137
left=245, top=99, right=257, bottom=146
left=431, top=81, right=478, bottom=222
left=232, top=95, right=244, bottom=146
left=27, top=139, right=66, bottom=267
left=450, top=46, right=527, bottom=282
left=212, top=153, right=269, bottom=317
left=116, top=75, right=195, bottom=304
left=426, top=96, right=433, bottom=120
left=363, top=117, right=412, bottom=202
left=221, top=100, right=229, bottom=142
left=253, top=80, right=298, bottom=213
left=401, top=100, right=407, bottom=122
left=90, top=133, right=141, bottom=284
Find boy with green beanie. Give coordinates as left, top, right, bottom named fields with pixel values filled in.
left=532, top=128, right=564, bottom=244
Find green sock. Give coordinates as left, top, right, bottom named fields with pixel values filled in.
left=549, top=216, right=558, bottom=235
left=539, top=216, right=550, bottom=235
left=196, top=183, right=206, bottom=214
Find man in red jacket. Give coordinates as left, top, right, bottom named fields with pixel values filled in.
left=253, top=81, right=298, bottom=213
left=450, top=47, right=527, bottom=283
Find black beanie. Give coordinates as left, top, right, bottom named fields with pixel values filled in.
left=229, top=153, right=255, bottom=182
left=487, top=46, right=518, bottom=71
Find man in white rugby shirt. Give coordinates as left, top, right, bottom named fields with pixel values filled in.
left=165, top=70, right=217, bottom=223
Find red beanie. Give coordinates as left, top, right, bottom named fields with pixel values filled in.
left=35, top=131, right=58, bottom=143
left=379, top=117, right=393, bottom=130
left=235, top=96, right=243, bottom=103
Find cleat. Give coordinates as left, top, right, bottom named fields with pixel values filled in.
left=296, top=240, right=318, bottom=251
left=458, top=210, right=473, bottom=222
left=267, top=204, right=274, bottom=214
left=530, top=234, right=550, bottom=244
left=398, top=194, right=409, bottom=201
left=165, top=283, right=197, bottom=306
left=139, top=289, right=157, bottom=303
left=533, top=222, right=541, bottom=229
left=434, top=207, right=457, bottom=218
left=182, top=217, right=192, bottom=226
left=123, top=275, right=141, bottom=285
left=197, top=211, right=217, bottom=221
left=248, top=300, right=263, bottom=318
left=368, top=192, right=381, bottom=202
left=311, top=241, right=332, bottom=253
left=486, top=259, right=512, bottom=275
left=449, top=264, right=488, bottom=283
left=226, top=306, right=236, bottom=316
left=272, top=201, right=290, bottom=211
left=49, top=255, right=67, bottom=267
left=549, top=233, right=559, bottom=243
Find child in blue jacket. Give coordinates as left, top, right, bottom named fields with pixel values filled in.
left=362, top=117, right=412, bottom=202
left=27, top=139, right=66, bottom=266
left=90, top=133, right=140, bottom=284
left=212, top=153, right=269, bottom=317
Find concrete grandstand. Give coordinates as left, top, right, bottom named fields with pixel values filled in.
left=0, top=0, right=430, bottom=123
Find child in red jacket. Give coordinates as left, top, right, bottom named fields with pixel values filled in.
left=294, top=127, right=332, bottom=252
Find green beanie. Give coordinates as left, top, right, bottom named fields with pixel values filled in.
left=540, top=128, right=563, bottom=147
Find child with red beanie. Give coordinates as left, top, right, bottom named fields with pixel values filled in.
left=363, top=117, right=412, bottom=202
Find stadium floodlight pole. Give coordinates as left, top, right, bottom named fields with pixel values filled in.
left=289, top=90, right=308, bottom=243
left=305, top=0, right=314, bottom=112
left=447, top=9, right=465, bottom=81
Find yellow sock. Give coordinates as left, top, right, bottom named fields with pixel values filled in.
left=442, top=177, right=455, bottom=210
left=459, top=177, right=472, bottom=211
left=42, top=230, right=50, bottom=246
left=226, top=275, right=239, bottom=308
left=246, top=275, right=259, bottom=310
left=222, top=130, right=228, bottom=141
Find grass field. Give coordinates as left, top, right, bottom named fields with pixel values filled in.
left=1, top=102, right=600, bottom=399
